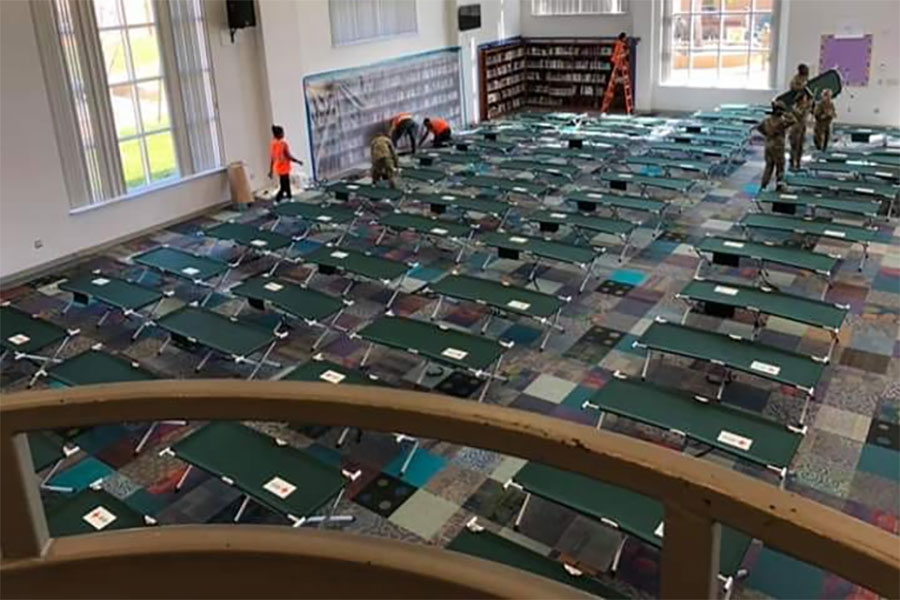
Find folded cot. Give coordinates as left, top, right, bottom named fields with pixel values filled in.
left=155, top=305, right=285, bottom=380
left=353, top=313, right=512, bottom=402
left=164, top=421, right=358, bottom=527
left=634, top=318, right=824, bottom=425
left=1, top=302, right=79, bottom=387
left=426, top=272, right=568, bottom=350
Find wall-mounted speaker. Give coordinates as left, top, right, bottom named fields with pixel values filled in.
left=226, top=0, right=255, bottom=41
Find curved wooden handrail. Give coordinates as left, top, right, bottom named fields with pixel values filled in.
left=1, top=381, right=898, bottom=599
left=1, top=526, right=594, bottom=599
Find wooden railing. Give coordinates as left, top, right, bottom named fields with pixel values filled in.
left=2, top=381, right=898, bottom=599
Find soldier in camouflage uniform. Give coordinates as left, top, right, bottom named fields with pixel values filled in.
left=757, top=101, right=796, bottom=191
left=788, top=64, right=811, bottom=171
left=370, top=130, right=399, bottom=188
left=814, top=89, right=837, bottom=151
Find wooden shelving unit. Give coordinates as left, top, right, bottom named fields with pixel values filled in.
left=479, top=37, right=638, bottom=120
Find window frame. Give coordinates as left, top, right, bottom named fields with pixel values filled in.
left=530, top=0, right=628, bottom=17
left=661, top=0, right=779, bottom=90
left=328, top=0, right=419, bottom=48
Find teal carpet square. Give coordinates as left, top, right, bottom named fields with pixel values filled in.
left=408, top=265, right=446, bottom=282
left=500, top=323, right=543, bottom=346
left=560, top=385, right=595, bottom=410
left=49, top=456, right=115, bottom=492
left=384, top=447, right=447, bottom=487
left=610, top=269, right=646, bottom=286
left=742, top=183, right=761, bottom=195
left=614, top=333, right=643, bottom=355
left=857, top=444, right=899, bottom=482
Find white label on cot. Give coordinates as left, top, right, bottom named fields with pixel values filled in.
left=430, top=227, right=448, bottom=235
left=441, top=347, right=469, bottom=360
left=264, top=476, right=297, bottom=499
left=722, top=241, right=744, bottom=249
left=507, top=300, right=531, bottom=311
left=181, top=267, right=200, bottom=276
left=654, top=522, right=664, bottom=538
left=618, top=173, right=632, bottom=179
left=83, top=506, right=117, bottom=531
left=856, top=188, right=874, bottom=194
left=91, top=278, right=111, bottom=286
left=346, top=184, right=359, bottom=190
left=319, top=370, right=346, bottom=384
left=750, top=360, right=781, bottom=376
left=713, top=285, right=739, bottom=296
left=509, top=236, right=528, bottom=244
left=717, top=430, right=753, bottom=451
left=824, top=229, right=846, bottom=238
left=513, top=187, right=527, bottom=193
left=547, top=168, right=560, bottom=174
left=550, top=212, right=567, bottom=219
left=263, top=282, right=284, bottom=292
left=330, top=251, right=349, bottom=259
left=441, top=195, right=456, bottom=201
left=250, top=239, right=268, bottom=247
left=316, top=215, right=332, bottom=222
left=780, top=194, right=798, bottom=199
left=8, top=334, right=30, bottom=346
left=587, top=193, right=604, bottom=199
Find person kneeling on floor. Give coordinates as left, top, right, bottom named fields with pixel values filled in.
left=419, top=117, right=452, bottom=148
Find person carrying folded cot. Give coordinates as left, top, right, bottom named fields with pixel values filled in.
left=788, top=63, right=812, bottom=171
left=757, top=100, right=796, bottom=192
left=269, top=125, right=303, bottom=202
left=813, top=88, right=837, bottom=152
left=390, top=113, right=418, bottom=154
left=419, top=117, right=452, bottom=148
left=370, top=130, right=399, bottom=189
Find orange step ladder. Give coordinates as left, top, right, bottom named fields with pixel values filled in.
left=601, top=36, right=633, bottom=115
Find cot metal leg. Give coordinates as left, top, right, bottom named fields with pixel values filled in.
left=61, top=297, right=76, bottom=315
left=335, top=427, right=351, bottom=448
left=304, top=269, right=317, bottom=286
left=859, top=242, right=869, bottom=271
left=342, top=279, right=355, bottom=296
left=399, top=438, right=420, bottom=476
left=641, top=350, right=652, bottom=380
left=498, top=208, right=511, bottom=229
left=526, top=260, right=542, bottom=288
left=175, top=465, right=193, bottom=491
left=386, top=272, right=406, bottom=308
left=39, top=459, right=74, bottom=493
left=715, top=370, right=732, bottom=400
left=480, top=312, right=494, bottom=334
left=595, top=411, right=606, bottom=431
left=430, top=295, right=444, bottom=321
left=157, top=335, right=172, bottom=355
left=230, top=298, right=248, bottom=319
left=195, top=350, right=214, bottom=373
left=233, top=495, right=251, bottom=523
left=799, top=394, right=812, bottom=426
left=96, top=309, right=113, bottom=327
left=375, top=227, right=389, bottom=246
left=577, top=257, right=598, bottom=293
left=539, top=309, right=563, bottom=352
left=269, top=216, right=283, bottom=232
left=481, top=252, right=494, bottom=271
left=415, top=360, right=430, bottom=386
left=247, top=341, right=279, bottom=380
left=680, top=304, right=693, bottom=326
left=478, top=354, right=506, bottom=403
left=134, top=266, right=149, bottom=284
left=826, top=333, right=838, bottom=363
left=312, top=324, right=332, bottom=351
left=336, top=217, right=358, bottom=245
left=135, top=422, right=159, bottom=455
left=617, top=234, right=630, bottom=262
left=359, top=342, right=375, bottom=367
left=610, top=535, right=628, bottom=574
left=513, top=492, right=532, bottom=530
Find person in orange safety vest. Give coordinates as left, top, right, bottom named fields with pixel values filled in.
left=269, top=125, right=303, bottom=201
left=419, top=117, right=452, bottom=148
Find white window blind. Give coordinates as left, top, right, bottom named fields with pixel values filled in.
left=662, top=0, right=778, bottom=89
left=531, top=0, right=627, bottom=16
left=31, top=0, right=223, bottom=209
left=329, top=0, right=417, bottom=46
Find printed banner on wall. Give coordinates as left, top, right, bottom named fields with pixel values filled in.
left=819, top=34, right=872, bottom=87
left=304, top=48, right=462, bottom=181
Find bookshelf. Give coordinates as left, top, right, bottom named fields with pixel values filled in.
left=479, top=37, right=638, bottom=120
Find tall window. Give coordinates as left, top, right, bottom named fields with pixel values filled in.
left=329, top=0, right=418, bottom=46
left=531, top=0, right=627, bottom=16
left=663, top=0, right=776, bottom=88
left=33, top=0, right=222, bottom=208
left=95, top=0, right=176, bottom=189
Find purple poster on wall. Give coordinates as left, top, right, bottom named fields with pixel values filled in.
left=819, top=34, right=873, bottom=86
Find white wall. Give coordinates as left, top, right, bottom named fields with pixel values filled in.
left=780, top=0, right=900, bottom=126
left=0, top=0, right=261, bottom=281
left=458, top=0, right=522, bottom=124
left=257, top=0, right=458, bottom=175
left=519, top=0, right=630, bottom=37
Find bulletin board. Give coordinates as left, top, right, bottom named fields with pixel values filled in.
left=819, top=34, right=873, bottom=87
left=304, top=48, right=462, bottom=181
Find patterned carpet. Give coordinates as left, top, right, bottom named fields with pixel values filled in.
left=3, top=122, right=898, bottom=599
